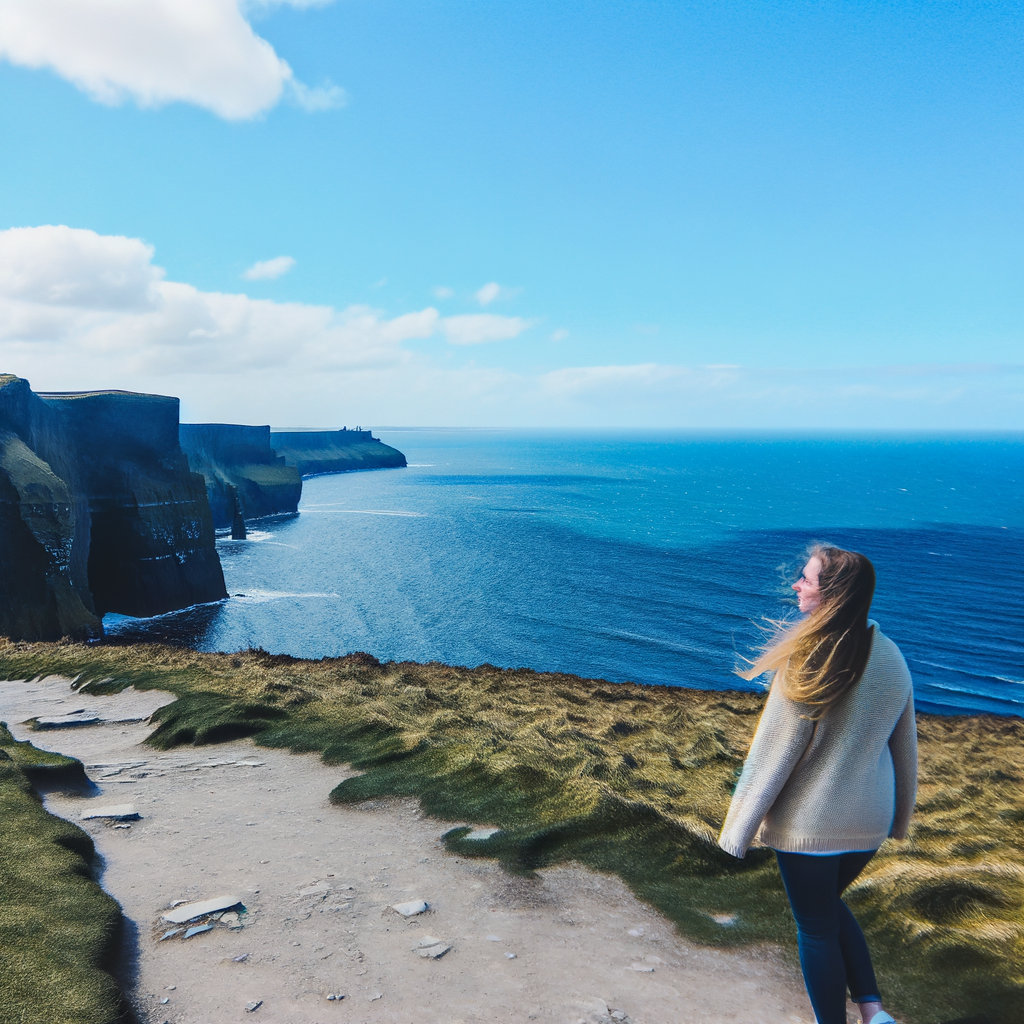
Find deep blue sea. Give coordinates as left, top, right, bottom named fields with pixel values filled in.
left=107, top=432, right=1024, bottom=718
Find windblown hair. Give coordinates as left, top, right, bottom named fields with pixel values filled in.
left=739, top=544, right=876, bottom=718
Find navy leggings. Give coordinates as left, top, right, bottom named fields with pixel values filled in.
left=774, top=850, right=881, bottom=1024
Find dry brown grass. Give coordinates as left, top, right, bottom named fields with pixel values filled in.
left=1, top=639, right=1021, bottom=1024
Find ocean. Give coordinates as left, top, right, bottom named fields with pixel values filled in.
left=106, top=432, right=1024, bottom=717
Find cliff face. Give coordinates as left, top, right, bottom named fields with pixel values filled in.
left=0, top=375, right=227, bottom=640
left=179, top=423, right=302, bottom=529
left=269, top=429, right=407, bottom=477
left=0, top=375, right=100, bottom=639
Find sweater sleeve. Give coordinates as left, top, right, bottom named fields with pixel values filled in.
left=887, top=691, right=918, bottom=840
left=717, top=681, right=815, bottom=858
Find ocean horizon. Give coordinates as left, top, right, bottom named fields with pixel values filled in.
left=106, top=430, right=1024, bottom=718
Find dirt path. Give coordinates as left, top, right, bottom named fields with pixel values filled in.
left=1, top=677, right=815, bottom=1024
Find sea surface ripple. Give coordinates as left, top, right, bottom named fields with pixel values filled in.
left=106, top=431, right=1024, bottom=717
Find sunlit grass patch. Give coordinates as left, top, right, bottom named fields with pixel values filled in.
left=1, top=639, right=1021, bottom=1024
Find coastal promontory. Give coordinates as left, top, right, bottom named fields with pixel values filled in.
left=179, top=422, right=302, bottom=528
left=269, top=428, right=407, bottom=477
left=0, top=375, right=227, bottom=640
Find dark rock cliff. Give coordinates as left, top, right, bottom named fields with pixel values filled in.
left=0, top=375, right=227, bottom=640
left=269, top=429, right=407, bottom=477
left=0, top=376, right=99, bottom=640
left=179, top=423, right=302, bottom=529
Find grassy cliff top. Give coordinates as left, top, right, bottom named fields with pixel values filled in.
left=1, top=639, right=1021, bottom=1024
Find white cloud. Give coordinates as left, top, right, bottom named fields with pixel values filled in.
left=243, top=255, right=295, bottom=280
left=473, top=281, right=521, bottom=306
left=0, top=226, right=435, bottom=381
left=0, top=0, right=342, bottom=120
left=441, top=314, right=532, bottom=346
left=288, top=78, right=346, bottom=112
left=475, top=282, right=501, bottom=306
left=1, top=227, right=1019, bottom=430
left=550, top=328, right=569, bottom=342
left=432, top=286, right=454, bottom=299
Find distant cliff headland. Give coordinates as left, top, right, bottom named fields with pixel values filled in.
left=0, top=374, right=406, bottom=641
left=269, top=428, right=407, bottom=477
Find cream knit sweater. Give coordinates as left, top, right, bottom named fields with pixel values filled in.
left=718, top=621, right=917, bottom=858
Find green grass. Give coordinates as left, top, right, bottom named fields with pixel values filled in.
left=1, top=639, right=1021, bottom=1024
left=0, top=721, right=91, bottom=789
left=0, top=737, right=127, bottom=1024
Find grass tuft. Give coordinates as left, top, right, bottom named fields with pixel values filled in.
left=1, top=639, right=1021, bottom=1024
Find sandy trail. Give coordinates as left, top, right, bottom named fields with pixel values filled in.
left=1, top=677, right=816, bottom=1024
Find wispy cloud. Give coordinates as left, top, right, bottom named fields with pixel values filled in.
left=242, top=256, right=296, bottom=281
left=474, top=281, right=521, bottom=306
left=288, top=78, right=346, bottom=112
left=550, top=329, right=569, bottom=342
left=433, top=286, right=454, bottom=299
left=2, top=226, right=1020, bottom=429
left=441, top=314, right=532, bottom=345
left=0, top=0, right=342, bottom=120
left=475, top=282, right=501, bottom=306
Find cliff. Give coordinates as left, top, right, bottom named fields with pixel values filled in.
left=0, top=376, right=98, bottom=640
left=179, top=423, right=302, bottom=529
left=0, top=375, right=227, bottom=640
left=269, top=429, right=407, bottom=477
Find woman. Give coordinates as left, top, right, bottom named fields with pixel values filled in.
left=719, top=545, right=917, bottom=1024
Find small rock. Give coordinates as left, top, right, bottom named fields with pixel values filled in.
left=627, top=926, right=644, bottom=937
left=390, top=899, right=428, bottom=917
left=162, top=895, right=242, bottom=924
left=505, top=952, right=517, bottom=959
left=34, top=714, right=101, bottom=729
left=611, top=1011, right=627, bottom=1021
left=160, top=998, right=170, bottom=1004
left=416, top=942, right=451, bottom=959
left=630, top=963, right=654, bottom=972
left=183, top=924, right=213, bottom=939
left=112, top=823, right=132, bottom=830
left=710, top=912, right=738, bottom=926
left=244, top=1000, right=262, bottom=1012
left=165, top=986, right=176, bottom=991
left=411, top=936, right=443, bottom=950
left=221, top=912, right=239, bottom=925
left=231, top=953, right=250, bottom=962
left=367, top=992, right=383, bottom=1002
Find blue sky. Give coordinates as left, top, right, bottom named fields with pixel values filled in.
left=0, top=0, right=1020, bottom=428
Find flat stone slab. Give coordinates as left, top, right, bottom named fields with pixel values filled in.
left=34, top=714, right=101, bottom=729
left=390, top=899, right=428, bottom=917
left=80, top=804, right=139, bottom=821
left=161, top=895, right=242, bottom=924
left=417, top=943, right=451, bottom=959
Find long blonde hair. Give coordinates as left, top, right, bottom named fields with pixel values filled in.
left=739, top=544, right=876, bottom=718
